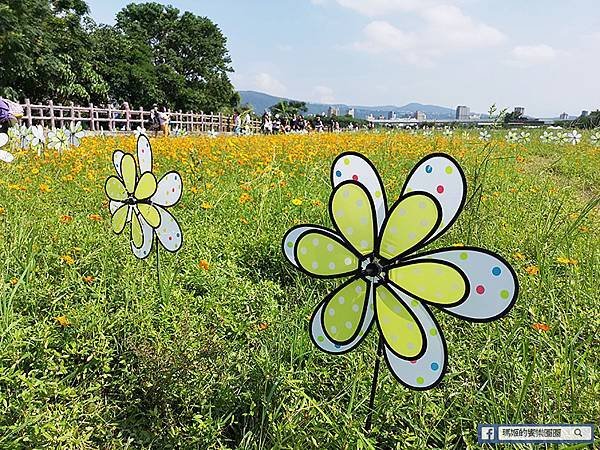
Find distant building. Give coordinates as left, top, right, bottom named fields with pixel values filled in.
left=377, top=115, right=385, bottom=120
left=559, top=112, right=569, bottom=120
left=347, top=108, right=355, bottom=118
left=581, top=110, right=589, bottom=117
left=455, top=105, right=470, bottom=120
left=387, top=111, right=397, bottom=120
left=514, top=106, right=525, bottom=116
left=469, top=113, right=481, bottom=120
left=414, top=111, right=426, bottom=121
left=366, top=113, right=375, bottom=120
left=328, top=106, right=339, bottom=117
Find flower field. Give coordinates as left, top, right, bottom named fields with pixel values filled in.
left=0, top=130, right=598, bottom=448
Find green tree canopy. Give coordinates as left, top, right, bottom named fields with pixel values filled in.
left=0, top=1, right=239, bottom=112
left=269, top=100, right=308, bottom=117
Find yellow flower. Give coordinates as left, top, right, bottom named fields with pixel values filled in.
left=0, top=207, right=5, bottom=215
left=239, top=193, right=252, bottom=204
left=525, top=265, right=539, bottom=275
left=205, top=183, right=214, bottom=189
left=31, top=168, right=40, bottom=175
left=9, top=277, right=18, bottom=286
left=556, top=257, right=578, bottom=266
left=55, top=316, right=71, bottom=327
left=198, top=259, right=210, bottom=270
left=514, top=252, right=525, bottom=260
left=292, top=198, right=303, bottom=206
left=201, top=201, right=213, bottom=209
left=240, top=217, right=249, bottom=224
left=579, top=226, right=589, bottom=233
left=39, top=183, right=51, bottom=193
left=60, top=255, right=75, bottom=265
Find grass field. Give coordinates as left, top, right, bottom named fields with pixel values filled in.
left=0, top=130, right=598, bottom=449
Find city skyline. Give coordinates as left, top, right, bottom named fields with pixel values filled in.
left=86, top=0, right=600, bottom=117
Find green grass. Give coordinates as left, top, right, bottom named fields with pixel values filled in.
left=0, top=131, right=598, bottom=448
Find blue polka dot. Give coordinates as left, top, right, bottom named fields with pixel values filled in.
left=431, top=362, right=439, bottom=371
left=334, top=344, right=341, bottom=349
left=492, top=266, right=501, bottom=276
left=425, top=165, right=433, bottom=174
left=335, top=170, right=342, bottom=177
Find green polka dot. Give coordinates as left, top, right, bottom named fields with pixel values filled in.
left=416, top=377, right=424, bottom=385
left=317, top=336, right=325, bottom=342
left=445, top=166, right=453, bottom=174
left=343, top=158, right=350, bottom=165
left=375, top=190, right=382, bottom=198
left=500, top=289, right=510, bottom=299
left=287, top=241, right=293, bottom=248
left=429, top=328, right=437, bottom=336
left=459, top=252, right=468, bottom=260
left=406, top=187, right=413, bottom=192
left=411, top=300, right=419, bottom=307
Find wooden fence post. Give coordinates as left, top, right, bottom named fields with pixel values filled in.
left=25, top=99, right=32, bottom=127
left=108, top=104, right=113, bottom=131
left=125, top=103, right=131, bottom=131
left=139, top=106, right=144, bottom=129
left=89, top=103, right=95, bottom=131
left=48, top=100, right=55, bottom=129
left=70, top=102, right=75, bottom=126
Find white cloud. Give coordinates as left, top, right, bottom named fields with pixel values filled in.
left=336, top=0, right=505, bottom=66
left=312, top=85, right=335, bottom=103
left=510, top=44, right=557, bottom=66
left=254, top=72, right=287, bottom=96
left=335, top=0, right=427, bottom=16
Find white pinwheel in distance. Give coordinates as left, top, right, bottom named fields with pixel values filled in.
left=563, top=130, right=581, bottom=145
left=8, top=124, right=29, bottom=149
left=104, top=135, right=183, bottom=259
left=68, top=122, right=86, bottom=147
left=442, top=127, right=453, bottom=137
left=505, top=129, right=518, bottom=143
left=48, top=127, right=71, bottom=152
left=0, top=133, right=15, bottom=163
left=29, top=125, right=46, bottom=155
left=282, top=152, right=518, bottom=390
left=517, top=131, right=530, bottom=143
left=540, top=130, right=554, bottom=143
left=590, top=131, right=600, bottom=147
left=479, top=130, right=491, bottom=141
left=134, top=126, right=147, bottom=138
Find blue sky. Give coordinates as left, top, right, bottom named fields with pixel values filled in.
left=87, top=0, right=600, bottom=116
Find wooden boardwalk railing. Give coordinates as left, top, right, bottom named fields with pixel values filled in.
left=19, top=99, right=261, bottom=134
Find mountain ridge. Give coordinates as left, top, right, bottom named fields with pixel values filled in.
left=238, top=90, right=458, bottom=119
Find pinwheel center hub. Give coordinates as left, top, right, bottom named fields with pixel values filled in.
left=124, top=195, right=137, bottom=205
left=363, top=260, right=383, bottom=277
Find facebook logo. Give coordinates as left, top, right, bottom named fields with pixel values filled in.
left=479, top=425, right=497, bottom=443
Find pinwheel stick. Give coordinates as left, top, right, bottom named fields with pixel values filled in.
left=365, top=337, right=384, bottom=432
left=155, top=235, right=161, bottom=289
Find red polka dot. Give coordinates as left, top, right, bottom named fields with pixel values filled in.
left=168, top=236, right=172, bottom=241
left=410, top=360, right=417, bottom=364
left=476, top=285, right=485, bottom=294
left=172, top=188, right=175, bottom=192
left=436, top=185, right=444, bottom=194
left=352, top=174, right=359, bottom=181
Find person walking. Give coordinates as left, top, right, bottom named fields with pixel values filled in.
left=158, top=106, right=171, bottom=137
left=233, top=110, right=241, bottom=135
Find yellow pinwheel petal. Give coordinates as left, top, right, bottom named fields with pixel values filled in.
left=121, top=154, right=137, bottom=193
left=322, top=278, right=369, bottom=343
left=296, top=231, right=359, bottom=277
left=376, top=284, right=424, bottom=359
left=135, top=172, right=157, bottom=200
left=379, top=193, right=440, bottom=260
left=105, top=176, right=127, bottom=201
left=138, top=204, right=160, bottom=228
left=131, top=212, right=143, bottom=248
left=330, top=182, right=375, bottom=255
left=388, top=261, right=467, bottom=305
left=111, top=205, right=129, bottom=234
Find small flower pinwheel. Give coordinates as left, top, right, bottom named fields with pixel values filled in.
left=282, top=152, right=518, bottom=391
left=0, top=133, right=15, bottom=163
left=104, top=135, right=183, bottom=259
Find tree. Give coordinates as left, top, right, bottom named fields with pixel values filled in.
left=269, top=100, right=308, bottom=117
left=0, top=0, right=109, bottom=103
left=113, top=2, right=239, bottom=112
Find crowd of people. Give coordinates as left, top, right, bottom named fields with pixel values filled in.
left=254, top=110, right=368, bottom=135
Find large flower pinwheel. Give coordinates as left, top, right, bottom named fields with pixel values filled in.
left=68, top=121, right=86, bottom=147
left=282, top=152, right=518, bottom=390
left=104, top=135, right=183, bottom=258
